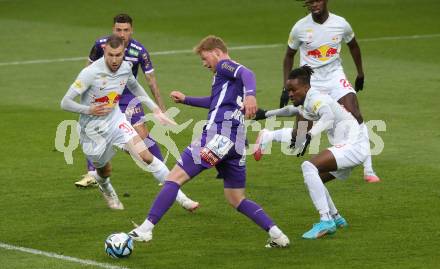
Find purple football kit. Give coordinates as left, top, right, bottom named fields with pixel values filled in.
left=144, top=59, right=281, bottom=237
left=87, top=36, right=163, bottom=163
left=177, top=59, right=256, bottom=188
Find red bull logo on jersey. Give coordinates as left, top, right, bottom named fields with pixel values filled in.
left=307, top=45, right=339, bottom=62
left=93, top=91, right=121, bottom=107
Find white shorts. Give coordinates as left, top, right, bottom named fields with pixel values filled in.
left=80, top=116, right=138, bottom=168
left=311, top=68, right=356, bottom=101
left=328, top=138, right=370, bottom=180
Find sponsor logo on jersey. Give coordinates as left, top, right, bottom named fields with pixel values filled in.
left=306, top=45, right=338, bottom=62
left=129, top=43, right=142, bottom=51
left=128, top=48, right=139, bottom=57
left=93, top=91, right=121, bottom=107
left=221, top=62, right=236, bottom=73
left=124, top=56, right=139, bottom=62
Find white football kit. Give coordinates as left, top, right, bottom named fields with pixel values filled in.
left=62, top=57, right=157, bottom=168
left=300, top=88, right=369, bottom=179
left=288, top=13, right=356, bottom=101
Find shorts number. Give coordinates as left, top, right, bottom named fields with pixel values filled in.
left=339, top=79, right=352, bottom=89
left=119, top=122, right=134, bottom=135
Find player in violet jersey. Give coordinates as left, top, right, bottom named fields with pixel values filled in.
left=75, top=14, right=166, bottom=188
left=126, top=36, right=290, bottom=248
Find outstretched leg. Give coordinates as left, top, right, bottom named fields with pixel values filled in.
left=224, top=188, right=289, bottom=248
left=338, top=93, right=380, bottom=182
left=128, top=165, right=191, bottom=242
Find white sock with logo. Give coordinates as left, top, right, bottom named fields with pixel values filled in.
left=301, top=161, right=330, bottom=220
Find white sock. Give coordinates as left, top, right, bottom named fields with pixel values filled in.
left=87, top=170, right=97, bottom=176
left=271, top=128, right=293, bottom=143
left=323, top=185, right=338, bottom=216
left=268, top=225, right=283, bottom=238
left=320, top=213, right=332, bottom=221
left=147, top=157, right=191, bottom=206
left=301, top=161, right=330, bottom=217
left=95, top=173, right=115, bottom=195
left=176, top=190, right=189, bottom=204
left=146, top=157, right=169, bottom=184
left=137, top=218, right=155, bottom=233
left=360, top=123, right=375, bottom=176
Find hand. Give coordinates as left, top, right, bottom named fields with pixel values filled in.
left=170, top=91, right=186, bottom=103
left=253, top=108, right=267, bottom=121
left=297, top=133, right=311, bottom=157
left=89, top=103, right=112, bottom=116
left=279, top=87, right=289, bottom=108
left=355, top=75, right=364, bottom=92
left=153, top=108, right=177, bottom=126
left=243, top=95, right=257, bottom=119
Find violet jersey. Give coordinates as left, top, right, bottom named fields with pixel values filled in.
left=88, top=36, right=154, bottom=105
left=205, top=59, right=252, bottom=132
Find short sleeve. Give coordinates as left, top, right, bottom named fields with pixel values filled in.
left=139, top=48, right=154, bottom=74
left=70, top=68, right=94, bottom=94
left=342, top=19, right=355, bottom=43
left=287, top=23, right=301, bottom=50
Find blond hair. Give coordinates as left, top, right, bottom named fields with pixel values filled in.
left=193, top=35, right=228, bottom=54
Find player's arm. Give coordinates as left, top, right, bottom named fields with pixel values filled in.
left=283, top=47, right=297, bottom=86
left=281, top=25, right=300, bottom=107
left=237, top=66, right=257, bottom=119
left=289, top=114, right=313, bottom=151
left=127, top=73, right=159, bottom=111
left=295, top=105, right=334, bottom=157
left=144, top=71, right=166, bottom=112
left=343, top=19, right=364, bottom=92
left=139, top=49, right=166, bottom=112
left=127, top=73, right=176, bottom=125
left=170, top=91, right=211, bottom=108
left=309, top=105, right=335, bottom=137
left=347, top=37, right=364, bottom=91
left=61, top=70, right=110, bottom=116
left=217, top=62, right=257, bottom=118
left=266, top=105, right=300, bottom=118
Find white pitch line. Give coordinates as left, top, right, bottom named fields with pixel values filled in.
left=359, top=33, right=440, bottom=42
left=0, top=242, right=129, bottom=269
left=0, top=33, right=439, bottom=67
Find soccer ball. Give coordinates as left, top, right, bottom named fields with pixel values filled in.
left=104, top=232, right=134, bottom=258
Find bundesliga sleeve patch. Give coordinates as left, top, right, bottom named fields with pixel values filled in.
left=72, top=80, right=83, bottom=90
left=312, top=100, right=322, bottom=113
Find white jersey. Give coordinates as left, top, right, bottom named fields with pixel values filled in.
left=69, top=58, right=138, bottom=131
left=288, top=13, right=354, bottom=74
left=299, top=88, right=363, bottom=146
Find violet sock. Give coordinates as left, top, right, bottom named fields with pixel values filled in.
left=147, top=181, right=180, bottom=224
left=144, top=135, right=164, bottom=161
left=237, top=199, right=275, bottom=231
left=86, top=158, right=95, bottom=171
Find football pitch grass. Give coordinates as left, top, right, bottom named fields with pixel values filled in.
left=1, top=0, right=440, bottom=268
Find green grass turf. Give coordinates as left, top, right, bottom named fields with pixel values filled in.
left=1, top=0, right=440, bottom=268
